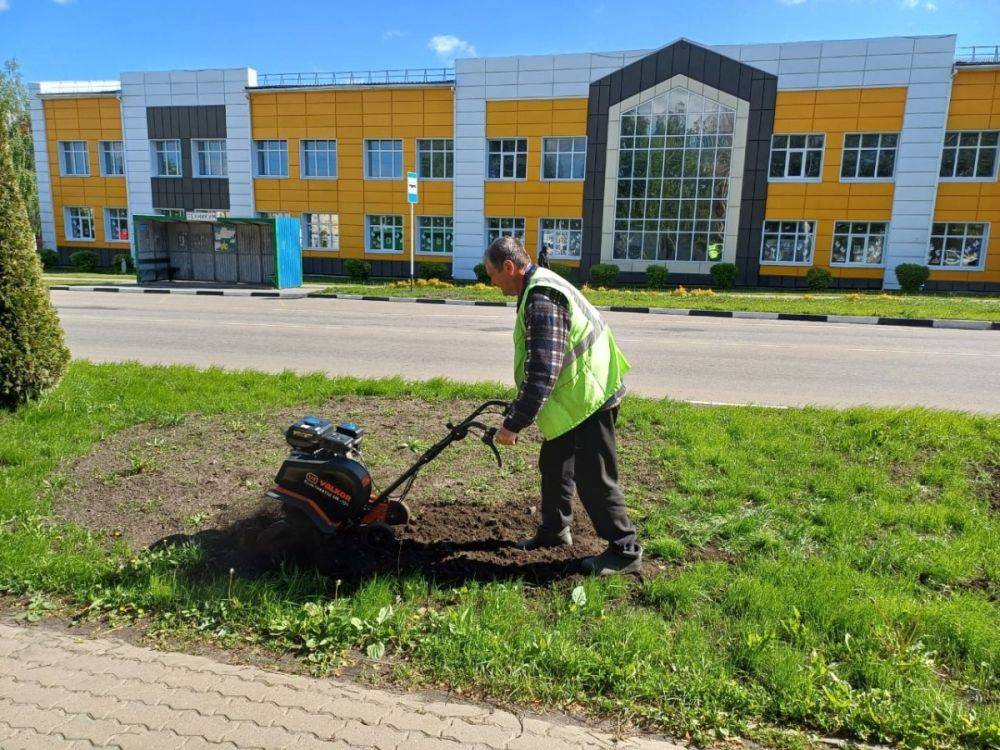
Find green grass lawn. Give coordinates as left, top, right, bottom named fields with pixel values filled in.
left=44, top=268, right=136, bottom=286
left=1, top=362, right=997, bottom=749
left=313, top=280, right=1000, bottom=322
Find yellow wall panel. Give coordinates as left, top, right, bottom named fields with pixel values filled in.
left=251, top=86, right=454, bottom=258
left=43, top=95, right=128, bottom=250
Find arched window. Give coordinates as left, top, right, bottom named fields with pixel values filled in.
left=613, top=88, right=736, bottom=262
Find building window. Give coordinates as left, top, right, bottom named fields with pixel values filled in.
left=301, top=140, right=338, bottom=178
left=192, top=139, right=227, bottom=177
left=540, top=218, right=582, bottom=257
left=485, top=217, right=525, bottom=245
left=150, top=140, right=182, bottom=177
left=60, top=141, right=89, bottom=176
left=831, top=221, right=886, bottom=266
left=418, top=216, right=453, bottom=253
left=416, top=139, right=454, bottom=179
left=254, top=140, right=288, bottom=177
left=542, top=137, right=586, bottom=180
left=99, top=141, right=125, bottom=176
left=613, top=88, right=735, bottom=261
left=366, top=214, right=404, bottom=252
left=939, top=131, right=999, bottom=179
left=65, top=207, right=95, bottom=241
left=104, top=208, right=129, bottom=242
left=928, top=222, right=988, bottom=269
left=302, top=213, right=340, bottom=249
left=841, top=133, right=897, bottom=180
left=365, top=139, right=403, bottom=179
left=154, top=208, right=185, bottom=219
left=760, top=221, right=815, bottom=265
left=487, top=139, right=527, bottom=180
left=769, top=134, right=824, bottom=180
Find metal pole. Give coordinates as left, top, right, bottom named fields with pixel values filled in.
left=409, top=202, right=415, bottom=290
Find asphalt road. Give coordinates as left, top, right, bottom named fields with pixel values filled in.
left=52, top=290, right=1000, bottom=413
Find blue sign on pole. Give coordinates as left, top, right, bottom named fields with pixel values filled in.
left=407, top=171, right=418, bottom=204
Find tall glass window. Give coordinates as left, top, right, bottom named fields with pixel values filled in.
left=99, top=141, right=125, bottom=176
left=254, top=140, right=288, bottom=177
left=193, top=139, right=227, bottom=177
left=151, top=140, right=182, bottom=177
left=301, top=140, right=338, bottom=178
left=365, top=139, right=403, bottom=179
left=613, top=88, right=735, bottom=262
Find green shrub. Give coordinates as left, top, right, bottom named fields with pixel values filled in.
left=588, top=263, right=619, bottom=287
left=344, top=259, right=371, bottom=281
left=549, top=263, right=577, bottom=284
left=69, top=250, right=98, bottom=273
left=473, top=263, right=490, bottom=283
left=895, top=263, right=930, bottom=294
left=0, top=116, right=71, bottom=409
left=710, top=262, right=737, bottom=290
left=806, top=267, right=833, bottom=290
left=418, top=262, right=451, bottom=280
left=113, top=253, right=135, bottom=274
left=645, top=264, right=669, bottom=289
left=38, top=248, right=59, bottom=269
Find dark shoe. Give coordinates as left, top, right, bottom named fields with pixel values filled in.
left=580, top=545, right=643, bottom=576
left=514, top=527, right=572, bottom=551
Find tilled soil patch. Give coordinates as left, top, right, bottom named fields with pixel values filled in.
left=54, top=398, right=655, bottom=584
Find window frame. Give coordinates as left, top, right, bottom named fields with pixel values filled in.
left=64, top=206, right=95, bottom=242
left=829, top=220, right=889, bottom=268
left=191, top=138, right=228, bottom=178
left=98, top=140, right=125, bottom=177
left=153, top=208, right=185, bottom=219
left=415, top=138, right=454, bottom=180
left=540, top=137, right=587, bottom=181
left=300, top=212, right=340, bottom=250
left=416, top=215, right=454, bottom=254
left=103, top=207, right=130, bottom=243
left=938, top=130, right=999, bottom=181
left=364, top=139, right=404, bottom=180
left=486, top=138, right=528, bottom=181
left=839, top=132, right=898, bottom=182
left=539, top=217, right=583, bottom=258
left=253, top=139, right=289, bottom=178
left=365, top=214, right=405, bottom=253
left=150, top=139, right=183, bottom=178
left=59, top=141, right=90, bottom=177
left=768, top=133, right=825, bottom=182
left=300, top=139, right=339, bottom=179
left=759, top=220, right=816, bottom=266
left=926, top=222, right=989, bottom=271
left=485, top=217, right=526, bottom=246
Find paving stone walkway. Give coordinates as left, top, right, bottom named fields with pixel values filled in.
left=0, top=622, right=686, bottom=750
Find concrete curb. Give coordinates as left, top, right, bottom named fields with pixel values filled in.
left=49, top=285, right=1000, bottom=330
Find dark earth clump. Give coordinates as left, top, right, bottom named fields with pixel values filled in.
left=54, top=398, right=659, bottom=585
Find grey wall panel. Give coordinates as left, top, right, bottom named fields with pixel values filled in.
left=147, top=105, right=229, bottom=211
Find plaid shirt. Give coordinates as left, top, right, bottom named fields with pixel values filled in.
left=504, top=265, right=625, bottom=434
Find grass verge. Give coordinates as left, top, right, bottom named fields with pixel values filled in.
left=314, top=281, right=1000, bottom=322
left=1, top=361, right=997, bottom=749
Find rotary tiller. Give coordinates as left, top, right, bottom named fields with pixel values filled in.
left=257, top=400, right=507, bottom=561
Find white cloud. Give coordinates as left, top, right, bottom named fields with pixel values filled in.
left=901, top=0, right=936, bottom=8
left=0, top=0, right=10, bottom=11
left=53, top=0, right=74, bottom=4
left=779, top=0, right=807, bottom=5
left=428, top=35, right=477, bottom=63
left=382, top=29, right=406, bottom=40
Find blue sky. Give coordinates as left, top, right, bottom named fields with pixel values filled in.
left=2, top=0, right=997, bottom=82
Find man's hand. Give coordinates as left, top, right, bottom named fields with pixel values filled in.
left=495, top=427, right=518, bottom=446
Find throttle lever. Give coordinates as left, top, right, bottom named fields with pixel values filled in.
left=482, top=427, right=503, bottom=468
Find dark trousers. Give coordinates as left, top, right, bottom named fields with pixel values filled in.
left=538, top=407, right=641, bottom=557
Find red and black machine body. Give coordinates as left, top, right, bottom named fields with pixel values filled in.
left=264, top=401, right=507, bottom=545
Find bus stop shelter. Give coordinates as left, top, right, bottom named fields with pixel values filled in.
left=132, top=215, right=302, bottom=289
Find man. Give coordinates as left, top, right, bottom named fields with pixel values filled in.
left=484, top=236, right=642, bottom=575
